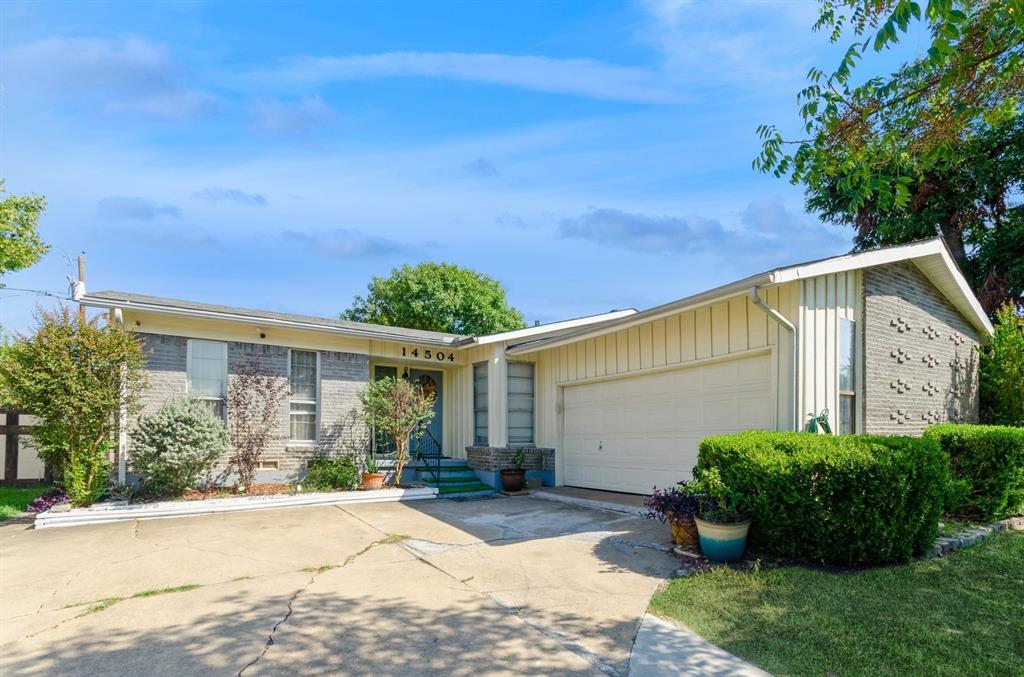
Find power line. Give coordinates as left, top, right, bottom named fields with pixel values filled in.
left=0, top=287, right=72, bottom=301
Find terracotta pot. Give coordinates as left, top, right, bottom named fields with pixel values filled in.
left=500, top=469, right=526, bottom=492
left=668, top=514, right=699, bottom=547
left=361, top=472, right=385, bottom=491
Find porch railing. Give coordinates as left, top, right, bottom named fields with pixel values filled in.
left=413, top=427, right=443, bottom=486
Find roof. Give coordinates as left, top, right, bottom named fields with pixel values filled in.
left=456, top=309, right=638, bottom=347
left=81, top=291, right=467, bottom=346
left=506, top=238, right=993, bottom=355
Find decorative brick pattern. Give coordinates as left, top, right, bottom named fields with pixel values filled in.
left=131, top=333, right=370, bottom=478
left=863, top=262, right=980, bottom=435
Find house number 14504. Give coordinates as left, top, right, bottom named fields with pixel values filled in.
left=402, top=347, right=455, bottom=362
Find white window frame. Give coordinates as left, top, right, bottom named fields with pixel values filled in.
left=838, top=318, right=856, bottom=435
left=186, top=339, right=228, bottom=419
left=473, top=362, right=489, bottom=446
left=506, top=361, right=535, bottom=447
left=287, top=349, right=321, bottom=445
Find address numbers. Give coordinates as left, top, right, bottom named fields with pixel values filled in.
left=401, top=346, right=455, bottom=362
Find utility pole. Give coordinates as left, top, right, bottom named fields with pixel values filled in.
left=77, top=253, right=86, bottom=324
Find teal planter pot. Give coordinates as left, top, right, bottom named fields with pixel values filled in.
left=694, top=517, right=751, bottom=563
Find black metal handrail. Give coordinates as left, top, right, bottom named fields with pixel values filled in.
left=413, top=426, right=443, bottom=485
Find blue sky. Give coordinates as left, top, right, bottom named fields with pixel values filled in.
left=1, top=0, right=924, bottom=334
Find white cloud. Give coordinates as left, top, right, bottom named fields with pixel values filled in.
left=281, top=229, right=408, bottom=258
left=195, top=188, right=268, bottom=207
left=4, top=36, right=216, bottom=120
left=249, top=95, right=338, bottom=134
left=251, top=52, right=684, bottom=104
left=97, top=197, right=181, bottom=221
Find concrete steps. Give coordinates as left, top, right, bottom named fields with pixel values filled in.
left=415, top=462, right=494, bottom=497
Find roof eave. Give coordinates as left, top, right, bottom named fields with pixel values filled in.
left=81, top=295, right=461, bottom=347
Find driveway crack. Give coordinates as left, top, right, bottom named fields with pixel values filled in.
left=236, top=533, right=405, bottom=675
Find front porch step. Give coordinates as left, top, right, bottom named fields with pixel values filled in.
left=434, top=483, right=495, bottom=495
left=415, top=467, right=476, bottom=480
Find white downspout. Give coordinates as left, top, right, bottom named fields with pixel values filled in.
left=749, top=287, right=799, bottom=431
left=110, top=308, right=129, bottom=484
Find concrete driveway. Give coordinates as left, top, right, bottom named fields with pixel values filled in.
left=1, top=495, right=678, bottom=676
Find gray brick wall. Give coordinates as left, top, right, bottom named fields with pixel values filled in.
left=465, top=446, right=555, bottom=471
left=132, top=333, right=370, bottom=479
left=863, top=262, right=980, bottom=435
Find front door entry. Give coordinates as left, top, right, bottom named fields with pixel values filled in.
left=409, top=369, right=443, bottom=455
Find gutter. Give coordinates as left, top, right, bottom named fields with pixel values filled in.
left=749, top=287, right=799, bottom=431
left=80, top=296, right=461, bottom=347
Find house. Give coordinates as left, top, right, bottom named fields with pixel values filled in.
left=79, top=237, right=992, bottom=496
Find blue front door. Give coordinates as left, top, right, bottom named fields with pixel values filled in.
left=409, top=369, right=443, bottom=455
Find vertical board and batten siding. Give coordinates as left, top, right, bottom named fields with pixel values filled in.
left=530, top=289, right=801, bottom=451
left=796, top=270, right=863, bottom=433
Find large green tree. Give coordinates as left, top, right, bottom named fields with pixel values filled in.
left=756, top=0, right=1023, bottom=313
left=0, top=180, right=48, bottom=279
left=343, top=262, right=525, bottom=335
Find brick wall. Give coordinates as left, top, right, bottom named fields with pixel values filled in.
left=133, top=333, right=370, bottom=479
left=465, top=446, right=555, bottom=471
left=863, top=262, right=981, bottom=435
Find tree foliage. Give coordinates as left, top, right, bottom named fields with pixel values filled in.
left=358, top=376, right=435, bottom=486
left=343, top=262, right=525, bottom=336
left=756, top=0, right=1023, bottom=313
left=226, top=359, right=290, bottom=490
left=979, top=304, right=1024, bottom=426
left=130, top=397, right=230, bottom=496
left=0, top=308, right=146, bottom=505
left=0, top=179, right=49, bottom=278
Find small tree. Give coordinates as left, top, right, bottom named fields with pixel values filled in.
left=979, top=304, right=1024, bottom=426
left=0, top=307, right=145, bottom=505
left=359, top=376, right=435, bottom=486
left=227, top=359, right=289, bottom=490
left=131, top=398, right=230, bottom=496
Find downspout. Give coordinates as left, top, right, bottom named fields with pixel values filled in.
left=749, top=287, right=799, bottom=431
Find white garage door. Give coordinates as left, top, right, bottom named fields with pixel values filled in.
left=562, top=354, right=772, bottom=494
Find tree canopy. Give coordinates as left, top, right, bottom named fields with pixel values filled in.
left=342, top=262, right=525, bottom=336
left=0, top=180, right=48, bottom=279
left=756, top=0, right=1023, bottom=313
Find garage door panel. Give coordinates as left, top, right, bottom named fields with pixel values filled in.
left=563, top=354, right=771, bottom=494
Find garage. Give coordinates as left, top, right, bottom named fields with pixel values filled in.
left=562, top=353, right=773, bottom=494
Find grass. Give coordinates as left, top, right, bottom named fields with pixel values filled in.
left=0, top=485, right=50, bottom=520
left=938, top=516, right=984, bottom=537
left=68, top=584, right=203, bottom=616
left=650, top=532, right=1024, bottom=677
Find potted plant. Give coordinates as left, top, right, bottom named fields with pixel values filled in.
left=361, top=449, right=385, bottom=491
left=500, top=449, right=527, bottom=492
left=691, top=468, right=750, bottom=562
left=642, top=483, right=701, bottom=547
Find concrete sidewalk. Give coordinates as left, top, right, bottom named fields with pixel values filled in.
left=628, top=613, right=769, bottom=676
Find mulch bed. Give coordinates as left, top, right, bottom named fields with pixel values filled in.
left=180, top=483, right=293, bottom=501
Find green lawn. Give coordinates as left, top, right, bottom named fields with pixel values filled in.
left=0, top=485, right=49, bottom=520
left=650, top=532, right=1024, bottom=677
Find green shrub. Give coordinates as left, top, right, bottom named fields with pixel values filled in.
left=924, top=423, right=1024, bottom=520
left=304, top=454, right=359, bottom=491
left=130, top=398, right=230, bottom=496
left=696, top=431, right=948, bottom=565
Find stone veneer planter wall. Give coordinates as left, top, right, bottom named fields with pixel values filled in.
left=465, top=446, right=555, bottom=489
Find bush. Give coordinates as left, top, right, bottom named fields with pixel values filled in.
left=130, top=398, right=230, bottom=496
left=924, top=423, right=1024, bottom=520
left=304, top=454, right=359, bottom=491
left=979, top=303, right=1024, bottom=426
left=696, top=431, right=948, bottom=565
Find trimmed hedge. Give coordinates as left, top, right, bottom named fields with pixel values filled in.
left=924, top=424, right=1024, bottom=520
left=696, top=431, right=947, bottom=565
left=304, top=454, right=359, bottom=491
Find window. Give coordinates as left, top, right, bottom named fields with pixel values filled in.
left=839, top=318, right=856, bottom=435
left=289, top=350, right=318, bottom=443
left=473, top=362, right=488, bottom=446
left=507, top=362, right=534, bottom=446
left=187, top=339, right=227, bottom=418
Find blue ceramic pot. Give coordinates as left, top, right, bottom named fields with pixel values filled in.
left=694, top=516, right=751, bottom=562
